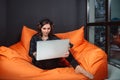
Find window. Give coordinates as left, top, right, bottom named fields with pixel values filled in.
left=87, top=0, right=120, bottom=68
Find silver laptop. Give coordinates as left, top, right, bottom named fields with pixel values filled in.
left=36, top=39, right=70, bottom=61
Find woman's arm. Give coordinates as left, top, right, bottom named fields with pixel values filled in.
left=29, top=36, right=37, bottom=58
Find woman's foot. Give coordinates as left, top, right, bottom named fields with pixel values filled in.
left=75, top=65, right=94, bottom=79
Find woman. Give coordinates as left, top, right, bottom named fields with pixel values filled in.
left=29, top=19, right=94, bottom=79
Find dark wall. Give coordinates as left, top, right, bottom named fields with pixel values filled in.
left=1, top=0, right=86, bottom=46
left=0, top=0, right=7, bottom=46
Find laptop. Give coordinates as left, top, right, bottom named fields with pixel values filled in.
left=36, top=39, right=70, bottom=61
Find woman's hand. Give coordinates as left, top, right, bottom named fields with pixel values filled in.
left=64, top=51, right=70, bottom=57
left=33, top=52, right=37, bottom=57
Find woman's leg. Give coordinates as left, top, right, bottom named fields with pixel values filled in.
left=66, top=52, right=94, bottom=79
left=75, top=65, right=94, bottom=79
left=65, top=51, right=79, bottom=68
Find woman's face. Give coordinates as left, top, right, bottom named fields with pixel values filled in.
left=41, top=24, right=51, bottom=37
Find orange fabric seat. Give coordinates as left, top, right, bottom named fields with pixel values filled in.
left=0, top=26, right=108, bottom=80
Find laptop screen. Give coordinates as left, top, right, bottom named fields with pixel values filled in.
left=36, top=39, right=69, bottom=60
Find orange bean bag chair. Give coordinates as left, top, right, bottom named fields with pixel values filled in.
left=0, top=26, right=108, bottom=80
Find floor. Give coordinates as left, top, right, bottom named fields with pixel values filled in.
left=106, top=64, right=120, bottom=80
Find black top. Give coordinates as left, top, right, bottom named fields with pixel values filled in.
left=29, top=33, right=61, bottom=57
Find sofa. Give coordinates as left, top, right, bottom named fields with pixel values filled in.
left=0, top=26, right=108, bottom=80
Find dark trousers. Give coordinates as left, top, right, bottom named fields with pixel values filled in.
left=32, top=52, right=79, bottom=69
left=65, top=52, right=79, bottom=68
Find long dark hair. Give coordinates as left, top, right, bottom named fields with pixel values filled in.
left=36, top=19, right=54, bottom=37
